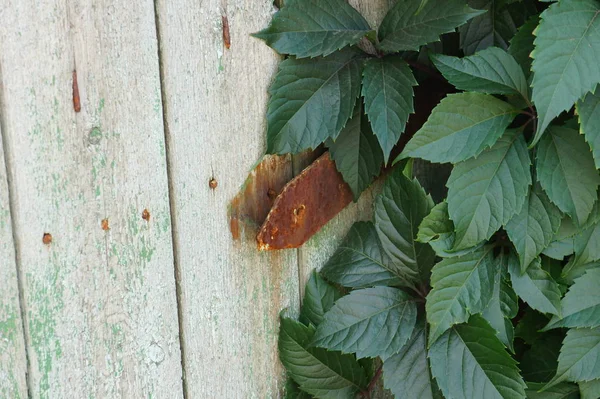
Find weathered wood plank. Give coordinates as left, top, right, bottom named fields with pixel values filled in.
left=155, top=0, right=300, bottom=396
left=0, top=1, right=183, bottom=397
left=0, top=127, right=28, bottom=398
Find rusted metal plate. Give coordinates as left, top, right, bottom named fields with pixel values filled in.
left=229, top=154, right=294, bottom=240
left=257, top=152, right=353, bottom=250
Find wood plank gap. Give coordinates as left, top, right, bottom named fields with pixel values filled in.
left=152, top=2, right=188, bottom=397
left=0, top=59, right=33, bottom=399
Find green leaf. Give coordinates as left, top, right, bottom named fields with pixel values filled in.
left=460, top=0, right=538, bottom=55
left=320, top=222, right=403, bottom=289
left=279, top=317, right=367, bottom=398
left=521, top=334, right=563, bottom=383
left=536, top=126, right=600, bottom=226
left=361, top=56, right=417, bottom=163
left=429, top=315, right=527, bottom=399
left=383, top=320, right=442, bottom=399
left=508, top=15, right=540, bottom=78
left=545, top=327, right=600, bottom=389
left=266, top=49, right=363, bottom=154
left=312, top=287, right=417, bottom=360
left=374, top=168, right=435, bottom=283
left=284, top=379, right=313, bottom=399
left=447, top=129, right=531, bottom=250
left=252, top=0, right=371, bottom=58
left=531, top=0, right=600, bottom=144
left=562, top=260, right=600, bottom=287
left=505, top=184, right=563, bottom=273
left=397, top=92, right=518, bottom=164
left=578, top=85, right=600, bottom=169
left=545, top=268, right=600, bottom=330
left=573, top=221, right=600, bottom=267
left=328, top=104, right=383, bottom=200
left=482, top=253, right=518, bottom=351
left=426, top=247, right=496, bottom=344
left=377, top=0, right=484, bottom=52
left=431, top=47, right=529, bottom=99
left=300, top=270, right=341, bottom=327
left=509, top=256, right=562, bottom=316
left=543, top=217, right=579, bottom=260
left=580, top=379, right=600, bottom=399
left=525, top=382, right=579, bottom=399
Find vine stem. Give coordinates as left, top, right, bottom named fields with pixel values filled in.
left=361, top=365, right=384, bottom=398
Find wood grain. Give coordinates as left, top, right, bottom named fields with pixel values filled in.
left=155, top=0, right=300, bottom=396
left=0, top=1, right=183, bottom=397
left=0, top=126, right=28, bottom=398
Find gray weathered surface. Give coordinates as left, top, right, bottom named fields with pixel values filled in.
left=155, top=0, right=300, bottom=396
left=0, top=127, right=27, bottom=398
left=0, top=1, right=183, bottom=397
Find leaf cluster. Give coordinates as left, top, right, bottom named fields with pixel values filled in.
left=253, top=0, right=600, bottom=398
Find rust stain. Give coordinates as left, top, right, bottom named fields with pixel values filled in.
left=222, top=16, right=231, bottom=50
left=42, top=233, right=53, bottom=245
left=101, top=218, right=110, bottom=231
left=142, top=209, right=151, bottom=221
left=209, top=178, right=218, bottom=190
left=228, top=154, right=294, bottom=241
left=257, top=152, right=353, bottom=250
left=72, top=70, right=81, bottom=113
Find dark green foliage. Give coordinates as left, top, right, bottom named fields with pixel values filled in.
left=253, top=0, right=600, bottom=397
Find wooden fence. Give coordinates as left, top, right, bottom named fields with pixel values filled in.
left=0, top=0, right=394, bottom=397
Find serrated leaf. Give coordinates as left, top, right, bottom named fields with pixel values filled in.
left=543, top=217, right=580, bottom=260
left=377, top=0, right=484, bottom=52
left=418, top=201, right=484, bottom=258
left=284, top=379, right=313, bottom=399
left=508, top=15, right=540, bottom=78
left=482, top=253, right=518, bottom=351
left=531, top=0, right=600, bottom=144
left=447, top=129, right=531, bottom=250
left=545, top=268, right=600, bottom=330
left=300, top=270, right=341, bottom=327
left=431, top=47, right=529, bottom=99
left=397, top=92, right=518, bottom=164
left=521, top=333, right=563, bottom=383
left=252, top=0, right=371, bottom=58
left=525, top=382, right=579, bottom=399
left=266, top=49, right=363, bottom=154
left=429, top=315, right=527, bottom=399
left=312, top=287, right=417, bottom=360
left=361, top=56, right=417, bottom=163
left=506, top=184, right=563, bottom=273
left=426, top=247, right=496, bottom=344
left=573, top=221, right=600, bottom=267
left=383, top=320, right=442, bottom=399
left=509, top=256, right=562, bottom=316
left=580, top=379, right=600, bottom=399
left=279, top=317, right=367, bottom=398
left=536, top=126, right=600, bottom=226
left=545, top=327, right=600, bottom=389
left=320, top=222, right=403, bottom=289
left=578, top=85, right=600, bottom=169
left=563, top=260, right=600, bottom=287
left=329, top=103, right=383, bottom=200
left=460, top=0, right=538, bottom=55
left=374, top=168, right=435, bottom=284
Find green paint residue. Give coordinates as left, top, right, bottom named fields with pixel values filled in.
left=27, top=262, right=64, bottom=399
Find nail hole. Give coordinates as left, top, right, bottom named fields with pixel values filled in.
left=101, top=218, right=110, bottom=231
left=209, top=178, right=218, bottom=189
left=142, top=209, right=151, bottom=221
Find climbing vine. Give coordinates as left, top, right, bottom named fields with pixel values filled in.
left=254, top=0, right=600, bottom=397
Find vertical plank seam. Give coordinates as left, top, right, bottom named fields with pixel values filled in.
left=291, top=157, right=304, bottom=308
left=0, top=57, right=34, bottom=399
left=152, top=1, right=188, bottom=398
